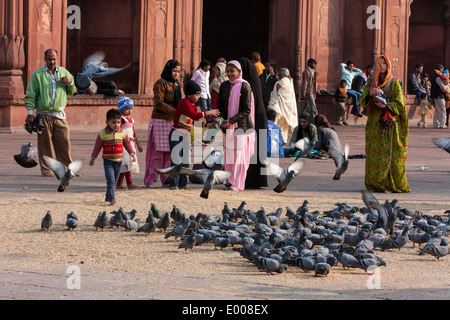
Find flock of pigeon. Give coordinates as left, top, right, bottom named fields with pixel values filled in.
left=40, top=190, right=449, bottom=277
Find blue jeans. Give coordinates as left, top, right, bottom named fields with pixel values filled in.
left=104, top=159, right=122, bottom=202
left=198, top=98, right=212, bottom=122
left=347, top=89, right=362, bottom=114
left=169, top=129, right=190, bottom=189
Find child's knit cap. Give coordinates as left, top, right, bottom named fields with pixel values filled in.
left=117, top=96, right=134, bottom=112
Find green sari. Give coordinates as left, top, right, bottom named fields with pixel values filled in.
left=360, top=78, right=410, bottom=193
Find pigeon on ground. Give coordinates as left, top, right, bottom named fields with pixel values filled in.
left=43, top=156, right=83, bottom=192
left=432, top=137, right=450, bottom=154
left=75, top=51, right=131, bottom=91
left=253, top=256, right=288, bottom=275
left=66, top=212, right=78, bottom=231
left=200, top=170, right=232, bottom=199
left=154, top=164, right=202, bottom=185
left=420, top=244, right=449, bottom=261
left=329, top=144, right=349, bottom=180
left=119, top=219, right=140, bottom=231
left=380, top=226, right=410, bottom=251
left=41, top=211, right=52, bottom=232
left=295, top=257, right=316, bottom=273
left=137, top=220, right=157, bottom=236
left=178, top=231, right=197, bottom=252
left=314, top=262, right=332, bottom=277
left=150, top=203, right=164, bottom=219
left=94, top=211, right=109, bottom=231
left=356, top=259, right=387, bottom=273
left=156, top=212, right=171, bottom=232
left=264, top=159, right=304, bottom=193
left=164, top=218, right=190, bottom=239
left=213, top=236, right=231, bottom=250
left=14, top=142, right=38, bottom=168
left=408, top=232, right=432, bottom=248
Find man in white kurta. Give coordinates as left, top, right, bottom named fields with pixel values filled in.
left=268, top=68, right=298, bottom=143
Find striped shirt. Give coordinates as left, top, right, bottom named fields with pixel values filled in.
left=91, top=126, right=135, bottom=162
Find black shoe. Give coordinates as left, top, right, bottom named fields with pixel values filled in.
left=343, top=122, right=349, bottom=126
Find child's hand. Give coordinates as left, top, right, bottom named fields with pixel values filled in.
left=136, top=141, right=143, bottom=153
left=89, top=159, right=95, bottom=166
left=131, top=153, right=137, bottom=162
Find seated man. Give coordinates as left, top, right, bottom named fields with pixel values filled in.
left=340, top=61, right=364, bottom=117
left=407, top=63, right=427, bottom=100
left=266, top=109, right=285, bottom=158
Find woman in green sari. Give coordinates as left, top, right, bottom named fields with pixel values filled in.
left=360, top=55, right=410, bottom=193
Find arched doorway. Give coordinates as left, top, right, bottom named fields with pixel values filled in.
left=202, top=0, right=270, bottom=64
left=66, top=0, right=141, bottom=94
left=408, top=0, right=447, bottom=75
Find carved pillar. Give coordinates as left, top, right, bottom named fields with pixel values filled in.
left=294, top=0, right=305, bottom=99
left=0, top=0, right=25, bottom=96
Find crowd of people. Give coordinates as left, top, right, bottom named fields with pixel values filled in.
left=23, top=48, right=449, bottom=205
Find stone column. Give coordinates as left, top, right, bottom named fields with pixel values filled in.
left=0, top=0, right=25, bottom=97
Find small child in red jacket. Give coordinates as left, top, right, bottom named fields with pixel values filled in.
left=169, top=80, right=219, bottom=190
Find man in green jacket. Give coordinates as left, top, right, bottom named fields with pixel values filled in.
left=24, top=49, right=77, bottom=176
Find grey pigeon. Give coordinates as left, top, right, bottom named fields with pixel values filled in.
left=41, top=211, right=52, bottom=232
left=253, top=256, right=288, bottom=275
left=43, top=156, right=83, bottom=192
left=329, top=144, right=349, bottom=180
left=165, top=218, right=190, bottom=239
left=178, top=231, right=197, bottom=252
left=94, top=211, right=109, bottom=231
left=295, top=257, right=316, bottom=273
left=356, top=258, right=387, bottom=273
left=66, top=212, right=78, bottom=231
left=150, top=203, right=164, bottom=219
left=336, top=253, right=360, bottom=270
left=213, top=236, right=230, bottom=250
left=408, top=232, right=432, bottom=248
left=119, top=219, right=140, bottom=231
left=156, top=212, right=171, bottom=232
left=137, top=221, right=156, bottom=235
left=294, top=137, right=314, bottom=160
left=433, top=137, right=450, bottom=154
left=155, top=164, right=202, bottom=185
left=264, top=159, right=304, bottom=193
left=14, top=142, right=38, bottom=168
left=75, top=51, right=131, bottom=91
left=420, top=244, right=450, bottom=261
left=200, top=170, right=232, bottom=199
left=315, top=263, right=332, bottom=277
left=380, top=226, right=409, bottom=251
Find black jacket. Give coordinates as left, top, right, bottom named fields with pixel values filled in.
left=217, top=81, right=254, bottom=133
left=260, top=73, right=278, bottom=107
left=430, top=77, right=446, bottom=100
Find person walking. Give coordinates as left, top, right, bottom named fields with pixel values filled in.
left=301, top=58, right=319, bottom=124
left=24, top=49, right=77, bottom=177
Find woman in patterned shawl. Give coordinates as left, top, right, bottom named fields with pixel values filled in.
left=360, top=55, right=410, bottom=193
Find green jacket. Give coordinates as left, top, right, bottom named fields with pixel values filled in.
left=24, top=66, right=77, bottom=114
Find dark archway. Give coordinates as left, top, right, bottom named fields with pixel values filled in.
left=66, top=0, right=141, bottom=94
left=408, top=0, right=446, bottom=75
left=202, top=0, right=270, bottom=64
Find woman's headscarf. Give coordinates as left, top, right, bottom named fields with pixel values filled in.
left=210, top=62, right=228, bottom=94
left=371, top=55, right=393, bottom=91
left=160, top=59, right=182, bottom=108
left=226, top=60, right=255, bottom=130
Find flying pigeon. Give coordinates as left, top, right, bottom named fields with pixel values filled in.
left=264, top=159, right=304, bottom=193
left=329, top=144, right=349, bottom=180
left=432, top=137, right=450, bottom=154
left=41, top=211, right=52, bottom=232
left=155, top=164, right=204, bottom=185
left=200, top=170, right=232, bottom=199
left=75, top=51, right=131, bottom=91
left=294, top=137, right=313, bottom=160
left=14, top=142, right=38, bottom=168
left=43, top=156, right=83, bottom=192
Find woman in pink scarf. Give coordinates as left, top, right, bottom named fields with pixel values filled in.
left=217, top=60, right=256, bottom=192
